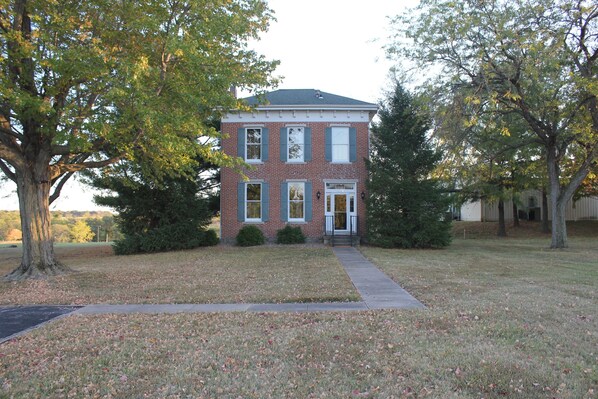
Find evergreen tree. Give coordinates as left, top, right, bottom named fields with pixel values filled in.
left=366, top=82, right=451, bottom=248
left=92, top=159, right=217, bottom=254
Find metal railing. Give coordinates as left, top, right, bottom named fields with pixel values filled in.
left=324, top=215, right=358, bottom=247
left=349, top=215, right=358, bottom=246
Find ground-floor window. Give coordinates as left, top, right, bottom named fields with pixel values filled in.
left=246, top=183, right=262, bottom=221
left=288, top=182, right=305, bottom=221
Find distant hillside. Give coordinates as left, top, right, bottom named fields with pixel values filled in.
left=0, top=210, right=120, bottom=242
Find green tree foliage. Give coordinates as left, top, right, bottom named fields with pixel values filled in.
left=366, top=82, right=451, bottom=248
left=434, top=102, right=538, bottom=236
left=69, top=220, right=94, bottom=243
left=389, top=0, right=598, bottom=248
left=52, top=224, right=71, bottom=243
left=93, top=161, right=217, bottom=255
left=0, top=0, right=278, bottom=278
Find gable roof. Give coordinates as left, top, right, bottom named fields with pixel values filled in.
left=242, top=89, right=378, bottom=110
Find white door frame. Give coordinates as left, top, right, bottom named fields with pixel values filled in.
left=324, top=181, right=357, bottom=235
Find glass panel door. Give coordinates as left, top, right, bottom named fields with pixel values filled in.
left=334, top=194, right=347, bottom=231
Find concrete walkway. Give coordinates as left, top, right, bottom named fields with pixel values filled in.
left=74, top=247, right=423, bottom=315
left=333, top=247, right=424, bottom=310
left=0, top=247, right=425, bottom=343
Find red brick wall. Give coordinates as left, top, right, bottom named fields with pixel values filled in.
left=220, top=121, right=369, bottom=241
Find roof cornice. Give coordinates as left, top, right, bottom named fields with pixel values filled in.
left=250, top=104, right=378, bottom=111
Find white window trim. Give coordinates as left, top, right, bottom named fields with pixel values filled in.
left=288, top=181, right=305, bottom=222
left=331, top=127, right=349, bottom=163
left=245, top=182, right=262, bottom=222
left=287, top=126, right=304, bottom=163
left=245, top=127, right=262, bottom=163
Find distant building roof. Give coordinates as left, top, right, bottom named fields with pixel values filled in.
left=242, top=89, right=377, bottom=110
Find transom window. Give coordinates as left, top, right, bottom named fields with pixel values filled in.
left=331, top=127, right=349, bottom=162
left=287, top=127, right=304, bottom=162
left=245, top=128, right=262, bottom=162
left=288, top=182, right=305, bottom=221
left=326, top=182, right=355, bottom=190
left=246, top=183, right=262, bottom=220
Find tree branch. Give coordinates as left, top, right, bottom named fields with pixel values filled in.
left=55, top=156, right=121, bottom=175
left=0, top=141, right=23, bottom=170
left=49, top=172, right=75, bottom=204
left=0, top=124, right=23, bottom=141
left=0, top=159, right=16, bottom=182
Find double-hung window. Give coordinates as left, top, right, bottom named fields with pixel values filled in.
left=281, top=126, right=311, bottom=162
left=245, top=183, right=262, bottom=221
left=287, top=127, right=304, bottom=162
left=245, top=128, right=262, bottom=162
left=288, top=182, right=305, bottom=221
left=331, top=127, right=349, bottom=162
left=238, top=181, right=269, bottom=222
left=281, top=181, right=312, bottom=222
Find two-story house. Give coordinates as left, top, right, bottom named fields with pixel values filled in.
left=220, top=89, right=378, bottom=243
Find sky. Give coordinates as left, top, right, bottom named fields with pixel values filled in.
left=0, top=0, right=418, bottom=212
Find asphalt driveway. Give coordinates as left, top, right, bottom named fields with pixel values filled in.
left=0, top=306, right=81, bottom=343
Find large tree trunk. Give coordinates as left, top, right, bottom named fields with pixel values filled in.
left=4, top=166, right=69, bottom=280
left=497, top=198, right=507, bottom=237
left=541, top=187, right=550, bottom=233
left=512, top=198, right=519, bottom=227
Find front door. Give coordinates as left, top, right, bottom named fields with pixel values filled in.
left=325, top=189, right=356, bottom=235
left=334, top=194, right=348, bottom=231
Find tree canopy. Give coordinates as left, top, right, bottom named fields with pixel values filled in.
left=0, top=0, right=278, bottom=279
left=388, top=0, right=598, bottom=248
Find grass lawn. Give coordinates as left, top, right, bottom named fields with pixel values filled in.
left=0, top=244, right=359, bottom=305
left=1, top=237, right=597, bottom=397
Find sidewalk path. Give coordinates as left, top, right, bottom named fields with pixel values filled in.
left=333, top=247, right=424, bottom=309
left=1, top=247, right=424, bottom=343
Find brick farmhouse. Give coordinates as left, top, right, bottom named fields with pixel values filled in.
left=220, top=89, right=378, bottom=243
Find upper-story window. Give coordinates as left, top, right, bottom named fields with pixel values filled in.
left=287, top=127, right=304, bottom=162
left=326, top=127, right=356, bottom=163
left=281, top=126, right=311, bottom=163
left=331, top=127, right=349, bottom=162
left=246, top=128, right=262, bottom=162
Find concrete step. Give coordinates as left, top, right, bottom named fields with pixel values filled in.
left=323, top=235, right=360, bottom=247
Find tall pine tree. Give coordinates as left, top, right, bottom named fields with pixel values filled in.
left=366, top=82, right=451, bottom=248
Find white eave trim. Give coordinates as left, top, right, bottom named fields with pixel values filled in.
left=251, top=104, right=378, bottom=112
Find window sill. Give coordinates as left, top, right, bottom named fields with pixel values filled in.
left=285, top=161, right=307, bottom=165
left=246, top=161, right=264, bottom=164
left=244, top=220, right=264, bottom=224
left=330, top=161, right=353, bottom=164
left=287, top=221, right=307, bottom=224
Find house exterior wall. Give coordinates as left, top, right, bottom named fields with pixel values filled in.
left=461, top=190, right=598, bottom=222
left=220, top=110, right=372, bottom=242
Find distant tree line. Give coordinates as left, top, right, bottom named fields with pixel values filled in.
left=0, top=211, right=121, bottom=243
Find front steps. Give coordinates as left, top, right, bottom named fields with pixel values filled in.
left=323, top=235, right=360, bottom=247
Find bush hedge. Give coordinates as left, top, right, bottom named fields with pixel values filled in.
left=113, top=225, right=218, bottom=255
left=276, top=225, right=306, bottom=244
left=236, top=225, right=265, bottom=247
